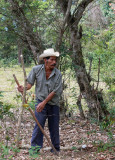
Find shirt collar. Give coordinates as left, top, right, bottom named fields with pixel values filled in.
left=49, top=68, right=56, bottom=78
left=43, top=64, right=56, bottom=79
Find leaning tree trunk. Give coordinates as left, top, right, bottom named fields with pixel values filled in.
left=17, top=41, right=22, bottom=64
left=7, top=0, right=44, bottom=64
left=55, top=0, right=109, bottom=120
left=70, top=25, right=109, bottom=120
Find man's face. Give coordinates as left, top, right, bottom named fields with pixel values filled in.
left=44, top=56, right=57, bottom=70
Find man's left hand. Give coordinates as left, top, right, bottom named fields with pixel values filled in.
left=36, top=101, right=46, bottom=112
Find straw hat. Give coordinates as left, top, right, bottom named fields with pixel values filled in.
left=39, top=48, right=59, bottom=60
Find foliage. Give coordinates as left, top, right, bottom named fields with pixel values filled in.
left=29, top=146, right=40, bottom=159
left=102, top=108, right=115, bottom=128
left=100, top=0, right=115, bottom=22
left=0, top=0, right=114, bottom=116
left=0, top=142, right=20, bottom=160
left=0, top=1, right=114, bottom=158
left=0, top=91, right=14, bottom=119
left=28, top=100, right=37, bottom=111
left=97, top=140, right=115, bottom=152
left=0, top=0, right=60, bottom=65
left=0, top=0, right=18, bottom=64
left=82, top=20, right=115, bottom=108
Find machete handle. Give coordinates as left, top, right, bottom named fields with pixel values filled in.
left=13, top=74, right=25, bottom=100
left=13, top=74, right=59, bottom=156
left=13, top=74, right=20, bottom=87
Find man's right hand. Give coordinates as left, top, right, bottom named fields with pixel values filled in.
left=17, top=83, right=32, bottom=93
left=17, top=85, right=24, bottom=93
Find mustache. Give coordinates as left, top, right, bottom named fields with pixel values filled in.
left=51, top=64, right=56, bottom=66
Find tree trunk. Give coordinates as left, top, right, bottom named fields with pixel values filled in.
left=7, top=0, right=43, bottom=64
left=70, top=25, right=109, bottom=119
left=17, top=44, right=22, bottom=64
left=77, top=94, right=85, bottom=119
left=56, top=0, right=109, bottom=120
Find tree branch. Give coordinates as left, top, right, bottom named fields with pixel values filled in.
left=7, top=0, right=43, bottom=63
left=96, top=58, right=100, bottom=90
left=63, top=0, right=72, bottom=26
left=55, top=0, right=72, bottom=50
left=71, top=0, right=94, bottom=26
left=16, top=54, right=27, bottom=148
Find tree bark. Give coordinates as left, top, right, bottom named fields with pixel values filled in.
left=77, top=94, right=85, bottom=119
left=69, top=23, right=109, bottom=119
left=56, top=0, right=109, bottom=119
left=70, top=25, right=102, bottom=119
left=17, top=42, right=22, bottom=64
left=7, top=0, right=44, bottom=64
left=15, top=54, right=27, bottom=148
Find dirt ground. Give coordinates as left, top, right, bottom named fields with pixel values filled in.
left=0, top=109, right=115, bottom=160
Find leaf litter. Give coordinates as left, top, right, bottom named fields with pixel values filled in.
left=0, top=109, right=115, bottom=160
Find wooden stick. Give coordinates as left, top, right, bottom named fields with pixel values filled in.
left=20, top=145, right=86, bottom=151
left=20, top=55, right=27, bottom=104
left=13, top=76, right=24, bottom=147
left=13, top=74, right=59, bottom=156
left=28, top=108, right=59, bottom=156
left=13, top=74, right=20, bottom=87
left=96, top=57, right=100, bottom=90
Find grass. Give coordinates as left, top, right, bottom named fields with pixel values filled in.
left=0, top=65, right=114, bottom=159
left=0, top=65, right=80, bottom=111
left=0, top=65, right=35, bottom=107
left=0, top=65, right=114, bottom=115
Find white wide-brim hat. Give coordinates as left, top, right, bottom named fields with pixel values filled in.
left=39, top=48, right=59, bottom=60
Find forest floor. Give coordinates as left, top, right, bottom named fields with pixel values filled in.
left=0, top=66, right=115, bottom=160
left=0, top=109, right=115, bottom=160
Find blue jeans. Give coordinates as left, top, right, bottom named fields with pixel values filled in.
left=31, top=99, right=60, bottom=151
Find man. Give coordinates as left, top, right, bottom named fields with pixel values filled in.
left=18, top=48, right=62, bottom=153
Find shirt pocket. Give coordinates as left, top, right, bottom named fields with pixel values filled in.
left=36, top=71, right=43, bottom=85
left=46, top=80, right=54, bottom=93
left=36, top=79, right=43, bottom=92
